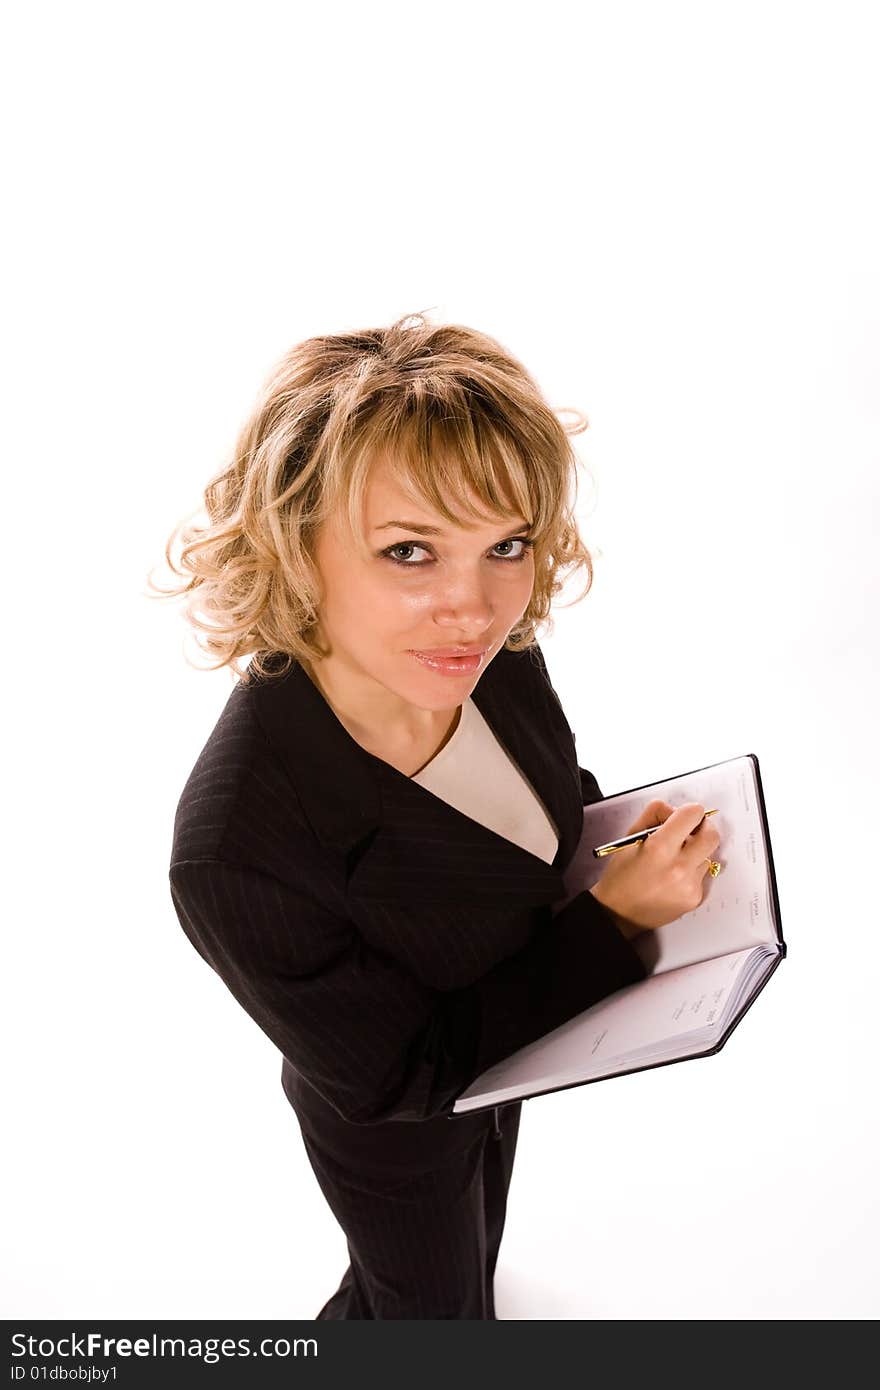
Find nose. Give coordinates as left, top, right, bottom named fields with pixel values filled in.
left=431, top=571, right=494, bottom=633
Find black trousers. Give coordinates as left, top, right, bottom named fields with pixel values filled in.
left=282, top=1063, right=522, bottom=1319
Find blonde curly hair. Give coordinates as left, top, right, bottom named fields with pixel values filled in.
left=146, top=309, right=596, bottom=684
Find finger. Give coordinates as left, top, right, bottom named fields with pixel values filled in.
left=654, top=802, right=709, bottom=849
left=624, top=799, right=674, bottom=835
left=682, top=819, right=722, bottom=865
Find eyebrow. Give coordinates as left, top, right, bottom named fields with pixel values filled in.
left=373, top=518, right=533, bottom=536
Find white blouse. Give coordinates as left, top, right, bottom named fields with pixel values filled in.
left=410, top=696, right=559, bottom=865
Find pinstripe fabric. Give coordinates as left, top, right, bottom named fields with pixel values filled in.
left=299, top=1095, right=521, bottom=1319
left=168, top=641, right=648, bottom=1317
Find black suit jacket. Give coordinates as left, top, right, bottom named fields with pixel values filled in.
left=168, top=641, right=648, bottom=1170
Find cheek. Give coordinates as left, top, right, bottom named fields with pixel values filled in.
left=501, top=562, right=536, bottom=604
left=356, top=568, right=430, bottom=624
left=346, top=561, right=535, bottom=627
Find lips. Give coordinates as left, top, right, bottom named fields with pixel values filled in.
left=412, top=646, right=487, bottom=658
left=410, top=648, right=488, bottom=677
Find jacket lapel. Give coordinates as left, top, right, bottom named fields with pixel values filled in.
left=245, top=645, right=582, bottom=908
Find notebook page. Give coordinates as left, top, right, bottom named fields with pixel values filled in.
left=453, top=948, right=759, bottom=1112
left=558, top=755, right=777, bottom=975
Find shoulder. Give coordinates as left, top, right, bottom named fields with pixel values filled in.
left=492, top=639, right=568, bottom=720
left=486, top=638, right=554, bottom=690
left=502, top=638, right=559, bottom=683
left=170, top=677, right=312, bottom=875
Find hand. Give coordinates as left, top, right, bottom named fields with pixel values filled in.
left=589, top=800, right=722, bottom=937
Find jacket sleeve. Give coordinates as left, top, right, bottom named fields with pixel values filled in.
left=169, top=851, right=647, bottom=1127
left=524, top=642, right=606, bottom=812
left=579, top=764, right=603, bottom=806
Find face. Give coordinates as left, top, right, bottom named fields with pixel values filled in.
left=308, top=458, right=536, bottom=721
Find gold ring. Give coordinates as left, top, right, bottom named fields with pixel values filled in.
left=705, top=859, right=722, bottom=877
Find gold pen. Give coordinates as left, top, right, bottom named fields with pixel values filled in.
left=592, top=808, right=719, bottom=858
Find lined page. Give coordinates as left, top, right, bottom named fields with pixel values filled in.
left=453, top=948, right=759, bottom=1112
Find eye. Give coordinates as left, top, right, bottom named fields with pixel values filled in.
left=492, top=538, right=534, bottom=561
left=380, top=537, right=535, bottom=567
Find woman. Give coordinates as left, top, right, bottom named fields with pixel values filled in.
left=155, top=312, right=721, bottom=1319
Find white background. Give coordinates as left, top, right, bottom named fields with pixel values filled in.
left=3, top=0, right=878, bottom=1320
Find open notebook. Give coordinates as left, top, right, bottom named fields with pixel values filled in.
left=452, top=753, right=785, bottom=1115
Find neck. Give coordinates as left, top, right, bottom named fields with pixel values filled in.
left=301, top=654, right=460, bottom=751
